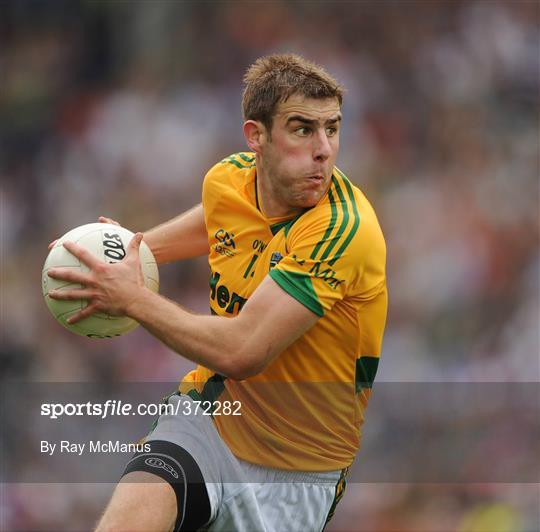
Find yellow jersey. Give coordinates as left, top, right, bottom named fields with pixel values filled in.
left=180, top=152, right=387, bottom=471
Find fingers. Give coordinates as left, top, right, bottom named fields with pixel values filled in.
left=66, top=303, right=99, bottom=324
left=48, top=215, right=120, bottom=254
left=62, top=241, right=100, bottom=269
left=48, top=267, right=93, bottom=285
left=98, top=216, right=120, bottom=226
left=127, top=232, right=143, bottom=257
left=48, top=288, right=95, bottom=301
left=47, top=283, right=99, bottom=324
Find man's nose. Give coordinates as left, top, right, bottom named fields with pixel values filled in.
left=313, top=129, right=332, bottom=161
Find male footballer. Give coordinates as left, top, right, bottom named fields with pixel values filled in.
left=48, top=53, right=388, bottom=531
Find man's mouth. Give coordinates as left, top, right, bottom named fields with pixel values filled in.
left=303, top=175, right=326, bottom=191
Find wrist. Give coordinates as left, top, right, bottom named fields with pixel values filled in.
left=124, top=285, right=155, bottom=320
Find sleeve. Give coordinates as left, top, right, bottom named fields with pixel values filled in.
left=269, top=190, right=387, bottom=317
left=201, top=162, right=223, bottom=228
left=266, top=204, right=361, bottom=316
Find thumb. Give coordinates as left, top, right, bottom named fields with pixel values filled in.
left=128, top=232, right=144, bottom=256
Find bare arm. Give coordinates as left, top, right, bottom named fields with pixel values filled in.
left=48, top=235, right=318, bottom=380
left=143, top=203, right=209, bottom=264
left=126, top=275, right=318, bottom=380
left=49, top=206, right=208, bottom=263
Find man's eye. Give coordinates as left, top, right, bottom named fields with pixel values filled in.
left=295, top=127, right=310, bottom=136
left=326, top=127, right=337, bottom=137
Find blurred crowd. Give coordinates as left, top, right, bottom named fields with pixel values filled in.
left=1, top=1, right=539, bottom=530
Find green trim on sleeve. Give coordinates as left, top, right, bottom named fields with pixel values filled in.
left=269, top=269, right=324, bottom=317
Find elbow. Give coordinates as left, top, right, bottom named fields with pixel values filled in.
left=221, top=349, right=268, bottom=381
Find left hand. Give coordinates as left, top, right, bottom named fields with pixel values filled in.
left=48, top=233, right=146, bottom=324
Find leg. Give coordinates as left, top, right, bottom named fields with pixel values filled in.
left=96, top=471, right=177, bottom=532
left=96, top=439, right=212, bottom=532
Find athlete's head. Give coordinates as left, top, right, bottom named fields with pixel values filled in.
left=242, top=54, right=343, bottom=217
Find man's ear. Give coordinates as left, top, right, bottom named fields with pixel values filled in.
left=243, top=120, right=267, bottom=153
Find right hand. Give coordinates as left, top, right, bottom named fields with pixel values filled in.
left=48, top=216, right=121, bottom=250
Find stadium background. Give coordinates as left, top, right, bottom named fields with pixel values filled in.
left=1, top=1, right=539, bottom=531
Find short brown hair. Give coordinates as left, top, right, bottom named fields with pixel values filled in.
left=242, top=53, right=343, bottom=132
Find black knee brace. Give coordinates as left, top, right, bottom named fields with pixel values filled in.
left=123, top=440, right=211, bottom=531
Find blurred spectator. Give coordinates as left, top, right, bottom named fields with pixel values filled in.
left=1, top=1, right=538, bottom=530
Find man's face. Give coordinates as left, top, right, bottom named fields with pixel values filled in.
left=259, top=95, right=341, bottom=214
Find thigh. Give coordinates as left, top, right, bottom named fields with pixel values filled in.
left=122, top=439, right=212, bottom=531
left=96, top=471, right=177, bottom=532
left=140, top=393, right=247, bottom=528
left=97, top=438, right=213, bottom=532
left=98, top=392, right=230, bottom=532
left=146, top=393, right=243, bottom=517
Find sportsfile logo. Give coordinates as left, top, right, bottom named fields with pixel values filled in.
left=213, top=228, right=236, bottom=257
left=145, top=457, right=179, bottom=479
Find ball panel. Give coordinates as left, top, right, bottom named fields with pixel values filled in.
left=145, top=278, right=159, bottom=293
left=42, top=263, right=85, bottom=320
left=43, top=244, right=80, bottom=269
left=46, top=298, right=82, bottom=319
left=55, top=309, right=139, bottom=338
left=42, top=223, right=159, bottom=339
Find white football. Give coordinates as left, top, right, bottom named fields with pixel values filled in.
left=42, top=223, right=159, bottom=338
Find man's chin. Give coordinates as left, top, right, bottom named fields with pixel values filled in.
left=298, top=192, right=324, bottom=209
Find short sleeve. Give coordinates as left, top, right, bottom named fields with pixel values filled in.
left=270, top=214, right=359, bottom=316
left=269, top=174, right=386, bottom=317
